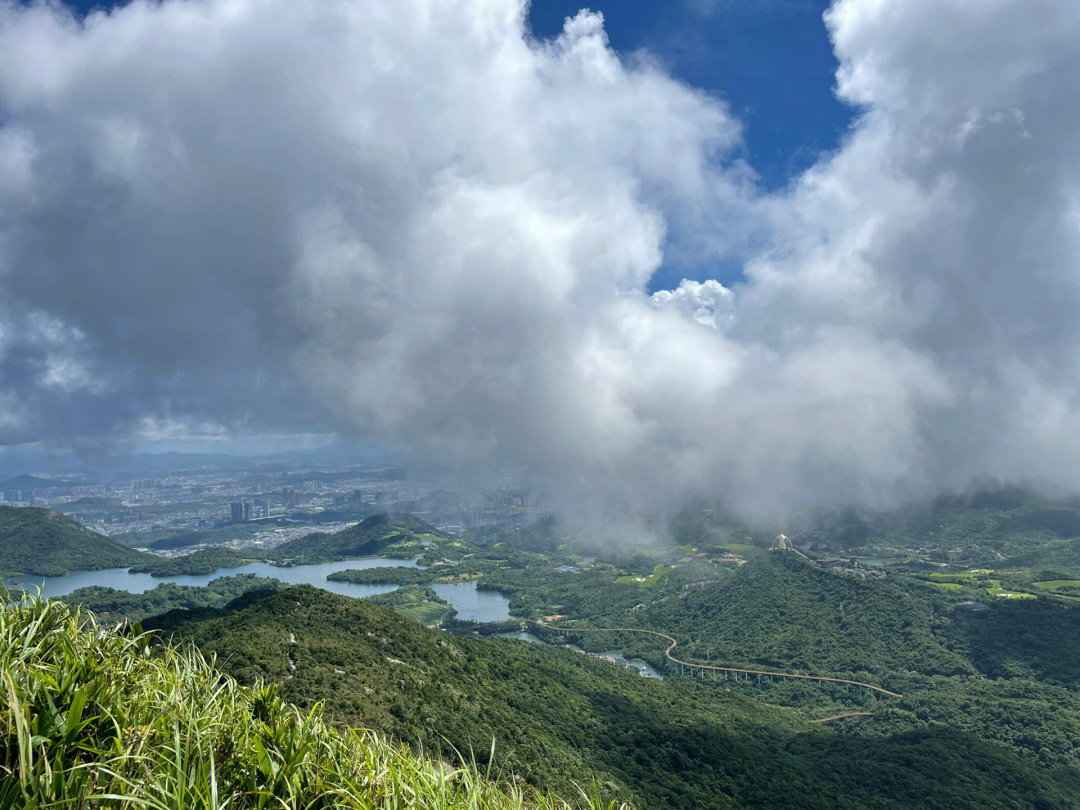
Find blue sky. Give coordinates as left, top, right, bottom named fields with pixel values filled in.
left=527, top=0, right=853, bottom=292
left=528, top=0, right=852, bottom=190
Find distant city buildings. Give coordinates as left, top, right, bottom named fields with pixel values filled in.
left=228, top=500, right=267, bottom=522
left=1, top=462, right=514, bottom=540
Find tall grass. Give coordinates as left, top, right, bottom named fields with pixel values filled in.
left=0, top=593, right=629, bottom=810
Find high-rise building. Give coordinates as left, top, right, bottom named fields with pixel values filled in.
left=243, top=502, right=253, bottom=521
left=230, top=502, right=244, bottom=523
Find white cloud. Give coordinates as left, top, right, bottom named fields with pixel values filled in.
left=2, top=0, right=1080, bottom=522
left=651, top=279, right=735, bottom=331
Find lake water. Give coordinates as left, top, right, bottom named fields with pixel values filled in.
left=3, top=557, right=511, bottom=622
left=431, top=581, right=511, bottom=623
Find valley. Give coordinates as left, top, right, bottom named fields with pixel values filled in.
left=5, top=492, right=1080, bottom=807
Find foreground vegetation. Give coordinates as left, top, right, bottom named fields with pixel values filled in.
left=8, top=495, right=1080, bottom=808
left=0, top=593, right=625, bottom=810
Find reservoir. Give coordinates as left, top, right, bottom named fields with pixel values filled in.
left=3, top=557, right=511, bottom=623
left=431, top=581, right=511, bottom=623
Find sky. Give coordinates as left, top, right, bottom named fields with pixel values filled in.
left=528, top=0, right=850, bottom=188
left=2, top=0, right=1080, bottom=524
left=528, top=0, right=853, bottom=292
left=53, top=0, right=851, bottom=292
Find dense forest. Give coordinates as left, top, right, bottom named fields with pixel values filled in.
left=148, top=585, right=1080, bottom=809
left=0, top=505, right=150, bottom=576
left=63, top=574, right=285, bottom=622
left=270, top=512, right=447, bottom=564
left=644, top=553, right=965, bottom=679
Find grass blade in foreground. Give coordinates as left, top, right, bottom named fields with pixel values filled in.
left=0, top=591, right=629, bottom=810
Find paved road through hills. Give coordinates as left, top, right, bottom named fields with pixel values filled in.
left=534, top=620, right=903, bottom=699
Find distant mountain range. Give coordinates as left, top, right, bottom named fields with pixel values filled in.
left=0, top=474, right=75, bottom=493
left=0, top=441, right=397, bottom=482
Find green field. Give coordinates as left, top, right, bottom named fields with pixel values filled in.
left=988, top=588, right=1037, bottom=599
left=1034, top=579, right=1080, bottom=592
left=366, top=585, right=454, bottom=627
left=398, top=601, right=453, bottom=626
left=616, top=564, right=675, bottom=585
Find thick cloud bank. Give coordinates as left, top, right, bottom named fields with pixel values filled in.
left=2, top=0, right=1080, bottom=519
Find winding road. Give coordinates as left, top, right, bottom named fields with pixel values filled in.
left=533, top=620, right=903, bottom=699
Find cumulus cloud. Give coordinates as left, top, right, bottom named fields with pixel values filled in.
left=651, top=279, right=735, bottom=331
left=2, top=0, right=1080, bottom=524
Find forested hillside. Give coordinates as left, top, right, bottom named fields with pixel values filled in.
left=271, top=513, right=446, bottom=564
left=581, top=549, right=1080, bottom=772
left=64, top=574, right=285, bottom=622
left=648, top=552, right=968, bottom=679
left=148, top=585, right=1080, bottom=810
left=129, top=545, right=255, bottom=576
left=0, top=505, right=151, bottom=576
left=805, top=492, right=1080, bottom=573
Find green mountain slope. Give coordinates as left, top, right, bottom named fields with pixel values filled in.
left=63, top=573, right=286, bottom=622
left=0, top=594, right=613, bottom=810
left=646, top=552, right=969, bottom=679
left=148, top=585, right=1080, bottom=810
left=609, top=551, right=1080, bottom=772
left=0, top=505, right=151, bottom=576
left=129, top=545, right=255, bottom=576
left=947, top=597, right=1080, bottom=686
left=805, top=492, right=1080, bottom=572
left=271, top=513, right=445, bottom=563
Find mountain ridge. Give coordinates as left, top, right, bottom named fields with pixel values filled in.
left=0, top=504, right=152, bottom=577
